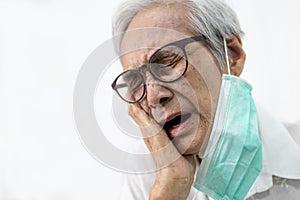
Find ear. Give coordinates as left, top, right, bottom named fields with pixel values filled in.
left=226, top=34, right=246, bottom=77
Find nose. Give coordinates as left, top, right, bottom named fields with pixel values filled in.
left=138, top=64, right=173, bottom=112
left=145, top=82, right=174, bottom=108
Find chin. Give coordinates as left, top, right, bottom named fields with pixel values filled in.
left=182, top=148, right=200, bottom=156
left=172, top=123, right=209, bottom=156
left=172, top=137, right=202, bottom=155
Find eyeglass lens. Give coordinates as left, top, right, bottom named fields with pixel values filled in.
left=115, top=45, right=186, bottom=103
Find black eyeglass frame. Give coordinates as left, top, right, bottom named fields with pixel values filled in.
left=111, top=35, right=207, bottom=103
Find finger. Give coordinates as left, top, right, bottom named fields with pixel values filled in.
left=128, top=103, right=182, bottom=168
left=128, top=103, right=151, bottom=127
left=128, top=103, right=168, bottom=141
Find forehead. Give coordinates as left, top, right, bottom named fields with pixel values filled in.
left=120, top=4, right=195, bottom=69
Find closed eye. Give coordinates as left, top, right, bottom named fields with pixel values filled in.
left=150, top=46, right=184, bottom=68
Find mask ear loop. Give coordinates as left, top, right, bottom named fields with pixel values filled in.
left=223, top=37, right=231, bottom=76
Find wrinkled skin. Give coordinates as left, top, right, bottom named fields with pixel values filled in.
left=120, top=3, right=246, bottom=200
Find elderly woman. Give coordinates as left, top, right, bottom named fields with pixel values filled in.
left=111, top=0, right=300, bottom=199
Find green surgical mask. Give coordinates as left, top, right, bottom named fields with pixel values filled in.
left=193, top=74, right=263, bottom=200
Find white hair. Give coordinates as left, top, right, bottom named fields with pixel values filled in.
left=112, top=0, right=244, bottom=70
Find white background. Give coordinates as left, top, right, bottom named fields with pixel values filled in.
left=0, top=0, right=299, bottom=199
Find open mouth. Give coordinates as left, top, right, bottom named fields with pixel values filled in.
left=163, top=113, right=192, bottom=139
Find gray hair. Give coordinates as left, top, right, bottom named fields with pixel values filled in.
left=112, top=0, right=244, bottom=70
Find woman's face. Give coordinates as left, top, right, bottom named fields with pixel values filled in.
left=119, top=5, right=222, bottom=155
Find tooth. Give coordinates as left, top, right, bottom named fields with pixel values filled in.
left=172, top=124, right=180, bottom=128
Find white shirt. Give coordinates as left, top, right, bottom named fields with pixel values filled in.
left=118, top=106, right=300, bottom=200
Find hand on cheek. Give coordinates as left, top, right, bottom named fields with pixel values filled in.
left=128, top=103, right=197, bottom=200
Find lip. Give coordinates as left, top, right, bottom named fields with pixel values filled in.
left=158, top=112, right=185, bottom=126
left=169, top=114, right=191, bottom=139
left=162, top=112, right=192, bottom=139
left=166, top=112, right=184, bottom=123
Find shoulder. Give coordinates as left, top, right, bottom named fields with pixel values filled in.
left=247, top=105, right=300, bottom=198
left=249, top=176, right=300, bottom=200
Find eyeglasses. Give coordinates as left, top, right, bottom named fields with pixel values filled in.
left=111, top=35, right=206, bottom=103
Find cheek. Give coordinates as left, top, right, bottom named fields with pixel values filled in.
left=178, top=116, right=211, bottom=155
left=183, top=70, right=213, bottom=118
